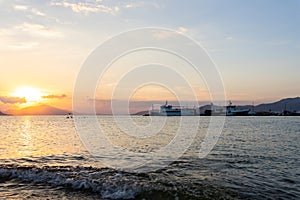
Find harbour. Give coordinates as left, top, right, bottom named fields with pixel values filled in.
left=143, top=97, right=300, bottom=116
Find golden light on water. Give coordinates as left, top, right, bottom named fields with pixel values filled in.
left=0, top=116, right=83, bottom=159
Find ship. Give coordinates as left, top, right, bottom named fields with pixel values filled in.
left=149, top=101, right=196, bottom=116
left=208, top=101, right=250, bottom=116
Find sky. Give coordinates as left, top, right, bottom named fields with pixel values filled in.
left=0, top=0, right=299, bottom=114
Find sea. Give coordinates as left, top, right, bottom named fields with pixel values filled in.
left=0, top=116, right=299, bottom=199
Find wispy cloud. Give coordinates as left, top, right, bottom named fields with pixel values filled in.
left=0, top=21, right=61, bottom=50
left=153, top=27, right=189, bottom=39
left=7, top=42, right=39, bottom=49
left=124, top=2, right=161, bottom=9
left=177, top=27, right=188, bottom=34
left=0, top=28, right=39, bottom=50
left=30, top=8, right=46, bottom=16
left=13, top=5, right=28, bottom=11
left=125, top=3, right=136, bottom=9
left=15, top=22, right=62, bottom=37
left=50, top=1, right=120, bottom=15
left=42, top=94, right=67, bottom=99
left=13, top=4, right=45, bottom=16
left=13, top=4, right=68, bottom=25
left=0, top=96, right=26, bottom=104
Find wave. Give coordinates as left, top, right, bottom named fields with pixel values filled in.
left=0, top=164, right=236, bottom=199
left=0, top=165, right=143, bottom=199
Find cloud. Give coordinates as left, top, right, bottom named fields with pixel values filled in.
left=7, top=42, right=39, bottom=49
left=0, top=21, right=61, bottom=49
left=13, top=4, right=68, bottom=25
left=13, top=5, right=28, bottom=11
left=49, top=0, right=161, bottom=16
left=152, top=27, right=189, bottom=39
left=125, top=3, right=136, bottom=8
left=15, top=22, right=62, bottom=37
left=30, top=8, right=45, bottom=16
left=42, top=94, right=67, bottom=99
left=0, top=30, right=39, bottom=50
left=0, top=96, right=26, bottom=104
left=177, top=27, right=188, bottom=34
left=13, top=4, right=45, bottom=16
left=124, top=2, right=161, bottom=9
left=50, top=1, right=120, bottom=15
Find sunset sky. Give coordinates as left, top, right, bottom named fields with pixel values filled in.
left=0, top=0, right=299, bottom=114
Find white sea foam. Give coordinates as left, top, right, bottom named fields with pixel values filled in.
left=0, top=166, right=141, bottom=199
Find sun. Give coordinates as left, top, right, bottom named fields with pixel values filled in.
left=12, top=86, right=44, bottom=102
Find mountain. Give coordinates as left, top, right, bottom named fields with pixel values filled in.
left=254, top=97, right=300, bottom=112
left=0, top=110, right=8, bottom=115
left=235, top=97, right=300, bottom=112
left=132, top=97, right=300, bottom=115
left=199, top=97, right=300, bottom=113
left=131, top=110, right=149, bottom=115
left=8, top=105, right=70, bottom=116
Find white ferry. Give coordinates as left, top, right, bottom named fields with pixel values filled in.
left=150, top=101, right=196, bottom=116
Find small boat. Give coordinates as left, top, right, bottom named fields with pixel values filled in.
left=66, top=113, right=73, bottom=119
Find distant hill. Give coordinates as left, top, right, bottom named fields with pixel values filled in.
left=131, top=110, right=149, bottom=115
left=0, top=110, right=8, bottom=115
left=254, top=97, right=300, bottom=112
left=8, top=105, right=70, bottom=116
left=133, top=97, right=300, bottom=115
left=199, top=97, right=300, bottom=113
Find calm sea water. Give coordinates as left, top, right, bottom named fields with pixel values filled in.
left=0, top=116, right=299, bottom=199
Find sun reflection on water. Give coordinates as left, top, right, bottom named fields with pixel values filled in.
left=0, top=116, right=83, bottom=160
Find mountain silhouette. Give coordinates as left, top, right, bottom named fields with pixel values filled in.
left=199, top=97, right=300, bottom=112
left=254, top=97, right=300, bottom=112
left=0, top=110, right=8, bottom=115
left=7, top=104, right=70, bottom=116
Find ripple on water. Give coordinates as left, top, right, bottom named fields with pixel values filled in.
left=0, top=116, right=299, bottom=199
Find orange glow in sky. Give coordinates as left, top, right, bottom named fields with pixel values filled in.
left=0, top=1, right=299, bottom=115
left=12, top=86, right=44, bottom=102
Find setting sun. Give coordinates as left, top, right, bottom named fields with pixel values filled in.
left=12, top=86, right=44, bottom=102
